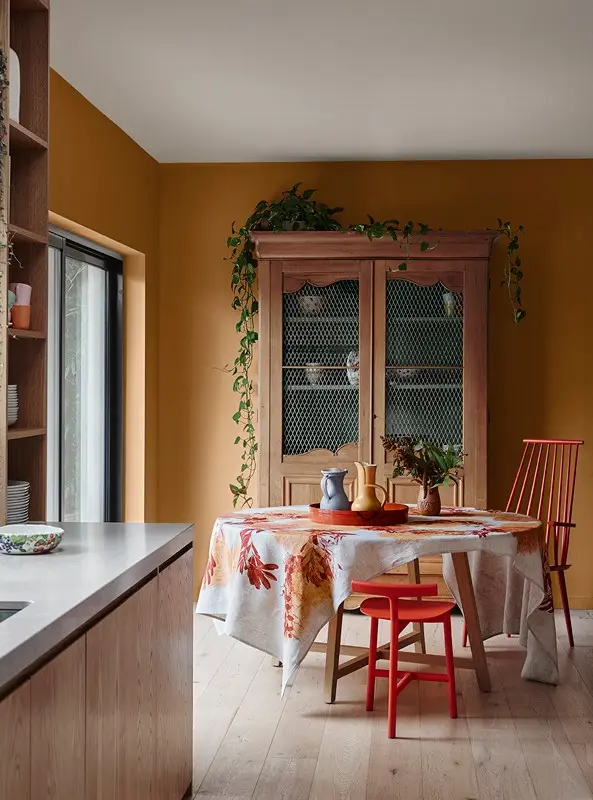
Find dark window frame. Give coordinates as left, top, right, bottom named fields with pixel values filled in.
left=49, top=232, right=124, bottom=522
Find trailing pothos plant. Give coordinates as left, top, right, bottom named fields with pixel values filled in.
left=227, top=183, right=526, bottom=507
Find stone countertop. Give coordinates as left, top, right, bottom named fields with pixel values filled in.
left=0, top=522, right=194, bottom=696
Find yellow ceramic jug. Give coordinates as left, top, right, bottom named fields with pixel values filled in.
left=352, top=462, right=388, bottom=512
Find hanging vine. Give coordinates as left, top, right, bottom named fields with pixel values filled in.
left=227, top=183, right=525, bottom=507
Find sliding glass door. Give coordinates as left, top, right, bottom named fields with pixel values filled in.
left=48, top=234, right=123, bottom=522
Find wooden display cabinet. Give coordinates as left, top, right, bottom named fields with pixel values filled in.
left=253, top=231, right=495, bottom=597
left=0, top=0, right=49, bottom=522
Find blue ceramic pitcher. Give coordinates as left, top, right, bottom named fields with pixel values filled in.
left=320, top=469, right=350, bottom=511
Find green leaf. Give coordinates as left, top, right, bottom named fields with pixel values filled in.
left=234, top=436, right=241, bottom=445
left=398, top=263, right=407, bottom=271
left=420, top=241, right=429, bottom=252
left=232, top=412, right=241, bottom=423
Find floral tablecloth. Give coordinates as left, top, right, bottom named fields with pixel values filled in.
left=196, top=506, right=557, bottom=691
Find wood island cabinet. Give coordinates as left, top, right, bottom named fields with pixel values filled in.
left=0, top=547, right=193, bottom=800
left=253, top=231, right=496, bottom=597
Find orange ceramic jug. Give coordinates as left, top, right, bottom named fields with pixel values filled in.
left=352, top=462, right=387, bottom=512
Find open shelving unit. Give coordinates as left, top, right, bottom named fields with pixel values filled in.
left=0, top=0, right=49, bottom=522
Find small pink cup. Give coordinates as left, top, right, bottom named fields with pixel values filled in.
left=9, top=283, right=32, bottom=306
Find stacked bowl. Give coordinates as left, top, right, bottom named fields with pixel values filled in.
left=7, top=480, right=30, bottom=524
left=7, top=385, right=18, bottom=427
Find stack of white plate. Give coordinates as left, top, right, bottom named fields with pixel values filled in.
left=7, top=480, right=30, bottom=524
left=7, top=385, right=18, bottom=427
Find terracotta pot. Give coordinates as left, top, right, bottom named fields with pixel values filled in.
left=417, top=486, right=441, bottom=516
left=12, top=305, right=30, bottom=330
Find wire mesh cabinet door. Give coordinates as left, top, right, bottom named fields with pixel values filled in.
left=262, top=259, right=373, bottom=507
left=371, top=258, right=488, bottom=596
left=373, top=259, right=488, bottom=508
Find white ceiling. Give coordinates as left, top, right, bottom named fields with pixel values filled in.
left=50, top=0, right=593, bottom=163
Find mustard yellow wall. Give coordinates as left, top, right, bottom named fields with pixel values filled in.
left=49, top=71, right=160, bottom=519
left=159, top=161, right=593, bottom=601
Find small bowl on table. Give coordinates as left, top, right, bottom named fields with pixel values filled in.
left=0, top=525, right=64, bottom=555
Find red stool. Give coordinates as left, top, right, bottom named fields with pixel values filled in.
left=351, top=580, right=458, bottom=739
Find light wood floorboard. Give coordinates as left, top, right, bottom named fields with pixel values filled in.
left=193, top=610, right=593, bottom=799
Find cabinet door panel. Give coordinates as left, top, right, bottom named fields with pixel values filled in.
left=31, top=637, right=85, bottom=799
left=86, top=578, right=157, bottom=800
left=267, top=260, right=373, bottom=506
left=0, top=682, right=30, bottom=799
left=373, top=259, right=486, bottom=508
left=157, top=549, right=193, bottom=800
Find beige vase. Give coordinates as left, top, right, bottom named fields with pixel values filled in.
left=417, top=486, right=441, bottom=516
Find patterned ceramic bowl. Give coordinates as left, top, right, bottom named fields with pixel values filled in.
left=305, top=363, right=323, bottom=385
left=297, top=295, right=325, bottom=316
left=0, top=525, right=64, bottom=555
left=346, top=351, right=359, bottom=387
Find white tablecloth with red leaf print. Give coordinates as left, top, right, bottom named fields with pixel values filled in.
left=196, top=506, right=557, bottom=691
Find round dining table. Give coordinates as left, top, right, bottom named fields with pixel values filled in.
left=196, top=505, right=558, bottom=700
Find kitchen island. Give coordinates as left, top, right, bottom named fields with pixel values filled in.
left=0, top=522, right=194, bottom=800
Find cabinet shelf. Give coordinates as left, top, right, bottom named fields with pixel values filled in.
left=285, top=316, right=358, bottom=323
left=8, top=223, right=48, bottom=245
left=11, top=0, right=49, bottom=9
left=285, top=385, right=358, bottom=391
left=7, top=427, right=46, bottom=441
left=387, top=384, right=462, bottom=390
left=9, top=120, right=48, bottom=151
left=393, top=316, right=462, bottom=323
left=8, top=328, right=46, bottom=339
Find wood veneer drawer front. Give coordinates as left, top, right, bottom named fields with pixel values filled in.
left=31, top=637, right=85, bottom=799
left=86, top=578, right=158, bottom=800
left=0, top=681, right=30, bottom=799
left=157, top=548, right=194, bottom=800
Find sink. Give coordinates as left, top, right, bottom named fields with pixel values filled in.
left=0, top=601, right=30, bottom=624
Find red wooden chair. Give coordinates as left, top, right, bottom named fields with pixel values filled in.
left=462, top=438, right=583, bottom=648
left=351, top=580, right=457, bottom=739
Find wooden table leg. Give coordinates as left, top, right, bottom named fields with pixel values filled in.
left=407, top=558, right=426, bottom=654
left=452, top=552, right=491, bottom=692
left=324, top=603, right=344, bottom=704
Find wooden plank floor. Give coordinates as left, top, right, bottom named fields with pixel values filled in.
left=192, top=610, right=593, bottom=800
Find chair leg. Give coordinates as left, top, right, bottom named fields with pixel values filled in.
left=461, top=621, right=467, bottom=648
left=558, top=570, right=574, bottom=647
left=388, top=615, right=399, bottom=739
left=443, top=613, right=458, bottom=719
left=367, top=616, right=379, bottom=712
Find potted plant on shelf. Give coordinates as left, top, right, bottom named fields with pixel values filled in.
left=381, top=435, right=464, bottom=516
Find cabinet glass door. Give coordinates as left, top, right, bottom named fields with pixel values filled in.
left=385, top=279, right=463, bottom=448
left=282, top=280, right=359, bottom=456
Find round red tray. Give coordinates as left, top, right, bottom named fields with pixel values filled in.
left=309, top=502, right=409, bottom=526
